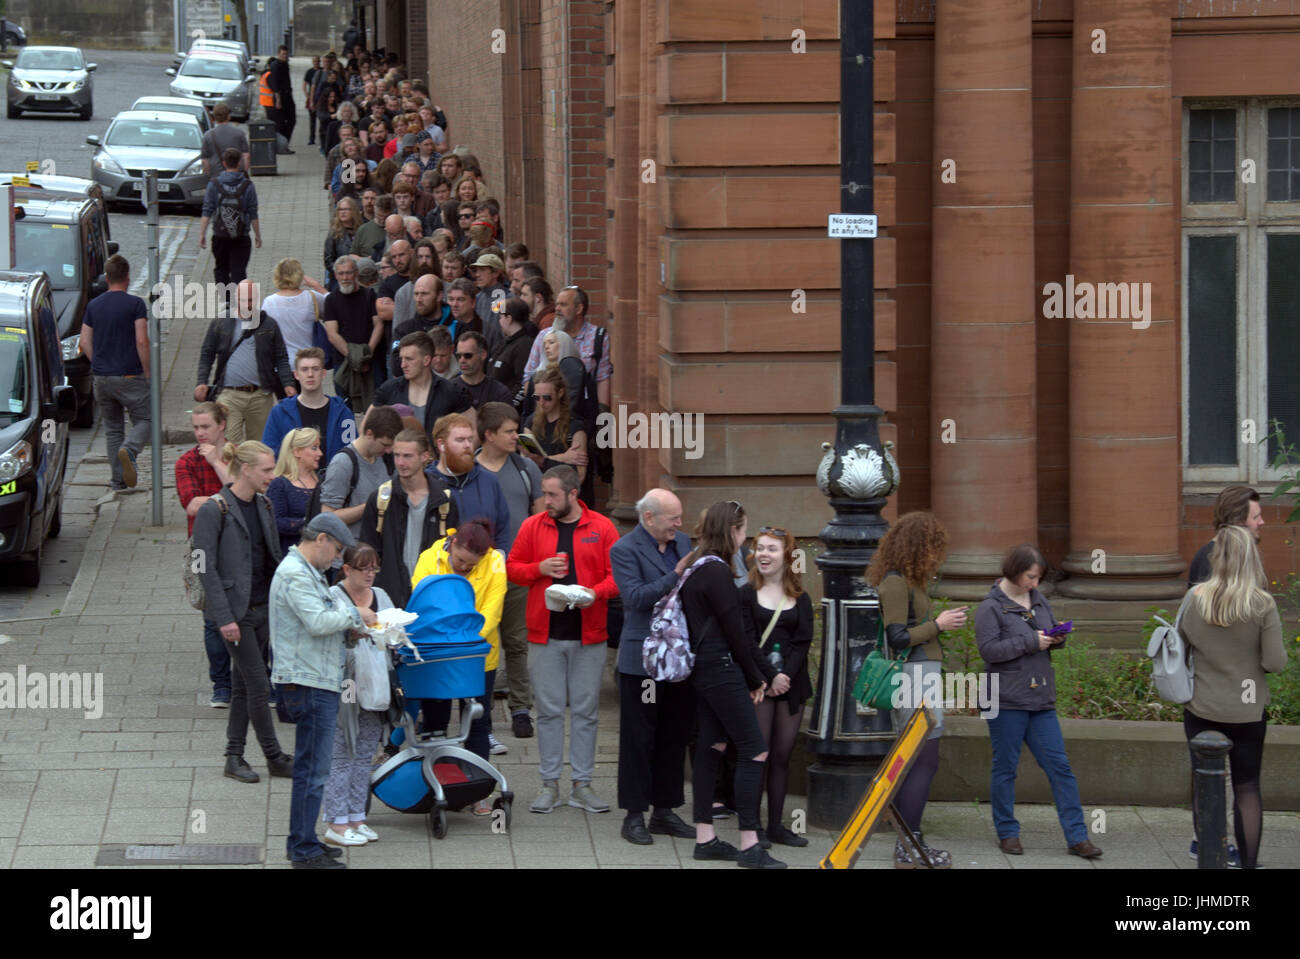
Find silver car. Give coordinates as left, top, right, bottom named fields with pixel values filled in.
left=86, top=110, right=208, bottom=210
left=4, top=45, right=95, bottom=120
left=166, top=52, right=253, bottom=122
left=172, top=39, right=250, bottom=74
left=130, top=95, right=212, bottom=134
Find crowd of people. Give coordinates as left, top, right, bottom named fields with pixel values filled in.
left=72, top=33, right=1286, bottom=872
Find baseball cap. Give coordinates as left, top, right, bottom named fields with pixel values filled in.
left=401, top=133, right=418, bottom=149
left=472, top=253, right=505, bottom=273
left=353, top=257, right=379, bottom=283
left=302, top=512, right=357, bottom=548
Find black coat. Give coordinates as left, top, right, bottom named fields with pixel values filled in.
left=197, top=312, right=294, bottom=400
left=372, top=374, right=471, bottom=435
left=740, top=586, right=814, bottom=712
left=358, top=474, right=459, bottom=608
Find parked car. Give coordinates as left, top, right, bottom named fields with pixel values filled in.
left=11, top=186, right=116, bottom=427
left=4, top=45, right=95, bottom=120
left=0, top=18, right=26, bottom=53
left=86, top=109, right=207, bottom=210
left=172, top=39, right=250, bottom=74
left=166, top=51, right=253, bottom=122
left=130, top=95, right=212, bottom=135
left=0, top=269, right=76, bottom=586
left=0, top=172, right=110, bottom=238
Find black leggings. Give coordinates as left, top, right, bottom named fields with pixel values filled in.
left=691, top=646, right=766, bottom=831
left=754, top=699, right=804, bottom=828
left=1183, top=708, right=1267, bottom=868
left=893, top=738, right=941, bottom=834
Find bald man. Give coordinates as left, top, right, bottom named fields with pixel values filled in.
left=382, top=214, right=409, bottom=254
left=609, top=488, right=697, bottom=845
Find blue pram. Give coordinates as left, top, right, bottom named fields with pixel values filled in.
left=369, top=575, right=513, bottom=838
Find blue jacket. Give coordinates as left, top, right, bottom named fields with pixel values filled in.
left=609, top=523, right=690, bottom=676
left=201, top=169, right=258, bottom=226
left=262, top=394, right=356, bottom=465
left=425, top=461, right=513, bottom=552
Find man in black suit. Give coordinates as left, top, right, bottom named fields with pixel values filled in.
left=609, top=488, right=697, bottom=845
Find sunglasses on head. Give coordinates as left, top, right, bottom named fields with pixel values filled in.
left=759, top=526, right=788, bottom=537
left=728, top=500, right=742, bottom=515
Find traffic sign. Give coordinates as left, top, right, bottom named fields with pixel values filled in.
left=828, top=213, right=877, bottom=238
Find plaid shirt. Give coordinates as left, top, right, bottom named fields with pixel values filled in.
left=522, top=319, right=613, bottom=384
left=175, top=447, right=223, bottom=536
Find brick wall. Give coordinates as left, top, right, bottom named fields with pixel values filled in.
left=406, top=0, right=428, bottom=87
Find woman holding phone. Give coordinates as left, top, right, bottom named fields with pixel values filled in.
left=973, top=543, right=1101, bottom=860
left=866, top=511, right=967, bottom=868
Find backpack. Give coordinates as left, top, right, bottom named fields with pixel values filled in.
left=211, top=176, right=252, bottom=240
left=373, top=479, right=452, bottom=536
left=304, top=446, right=361, bottom=524
left=642, top=554, right=725, bottom=682
left=1147, top=590, right=1196, bottom=703
left=183, top=494, right=228, bottom=610
left=581, top=327, right=610, bottom=481
left=508, top=451, right=532, bottom=498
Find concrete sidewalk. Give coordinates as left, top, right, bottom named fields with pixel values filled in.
left=2, top=140, right=1298, bottom=870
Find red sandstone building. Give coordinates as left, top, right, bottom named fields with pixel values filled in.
left=367, top=1, right=1298, bottom=624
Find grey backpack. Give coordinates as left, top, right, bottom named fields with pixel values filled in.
left=1147, top=590, right=1195, bottom=703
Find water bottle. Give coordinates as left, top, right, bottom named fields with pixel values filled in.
left=767, top=643, right=784, bottom=672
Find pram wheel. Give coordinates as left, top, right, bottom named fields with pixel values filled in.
left=493, top=795, right=512, bottom=831
left=429, top=807, right=448, bottom=839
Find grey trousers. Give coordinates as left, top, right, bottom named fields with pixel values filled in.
left=528, top=639, right=607, bottom=783
left=94, top=375, right=151, bottom=489
left=322, top=709, right=383, bottom=823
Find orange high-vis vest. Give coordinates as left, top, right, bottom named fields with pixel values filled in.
left=259, top=71, right=274, bottom=107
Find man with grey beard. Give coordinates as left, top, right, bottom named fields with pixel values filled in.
left=323, top=256, right=382, bottom=413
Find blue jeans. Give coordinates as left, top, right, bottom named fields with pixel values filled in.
left=203, top=619, right=232, bottom=694
left=987, top=708, right=1087, bottom=845
left=281, top=683, right=341, bottom=862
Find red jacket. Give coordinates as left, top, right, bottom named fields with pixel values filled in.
left=507, top=502, right=619, bottom=645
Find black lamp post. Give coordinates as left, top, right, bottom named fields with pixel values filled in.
left=806, top=0, right=898, bottom=831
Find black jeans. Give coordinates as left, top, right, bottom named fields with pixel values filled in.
left=212, top=235, right=252, bottom=313
left=1184, top=707, right=1267, bottom=868
left=617, top=671, right=693, bottom=814
left=223, top=602, right=282, bottom=760
left=419, top=669, right=495, bottom=761
left=690, top=641, right=765, bottom=831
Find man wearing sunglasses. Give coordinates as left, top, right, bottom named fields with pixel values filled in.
left=453, top=330, right=513, bottom=410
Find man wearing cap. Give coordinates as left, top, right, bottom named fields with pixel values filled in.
left=413, top=129, right=440, bottom=174
left=270, top=512, right=378, bottom=870
left=470, top=253, right=508, bottom=355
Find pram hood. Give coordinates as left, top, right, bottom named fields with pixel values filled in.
left=405, top=574, right=487, bottom=645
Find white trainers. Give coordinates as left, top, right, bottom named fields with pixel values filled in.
left=353, top=824, right=379, bottom=842
left=489, top=733, right=508, bottom=755
left=323, top=827, right=368, bottom=846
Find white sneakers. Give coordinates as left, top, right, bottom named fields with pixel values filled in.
left=545, top=584, right=595, bottom=611
left=323, top=824, right=379, bottom=846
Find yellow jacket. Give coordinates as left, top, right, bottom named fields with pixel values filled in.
left=411, top=537, right=506, bottom=672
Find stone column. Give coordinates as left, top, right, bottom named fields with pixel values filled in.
left=1056, top=0, right=1184, bottom=599
left=929, top=0, right=1038, bottom=600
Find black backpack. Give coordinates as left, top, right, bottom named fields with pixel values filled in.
left=581, top=327, right=611, bottom=481
left=211, top=177, right=252, bottom=240
left=304, top=446, right=362, bottom=523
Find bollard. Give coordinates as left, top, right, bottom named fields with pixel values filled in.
left=143, top=170, right=163, bottom=527
left=1190, top=730, right=1232, bottom=869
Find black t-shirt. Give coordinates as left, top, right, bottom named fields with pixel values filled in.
left=234, top=494, right=270, bottom=606
left=459, top=374, right=513, bottom=410
left=1188, top=540, right=1213, bottom=587
left=297, top=399, right=330, bottom=445
left=529, top=414, right=579, bottom=470
left=323, top=287, right=377, bottom=361
left=376, top=273, right=410, bottom=303
left=548, top=519, right=582, bottom=641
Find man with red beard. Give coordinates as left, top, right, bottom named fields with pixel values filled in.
left=426, top=413, right=513, bottom=551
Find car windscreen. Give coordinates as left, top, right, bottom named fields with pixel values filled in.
left=180, top=57, right=242, bottom=81
left=15, top=49, right=83, bottom=71
left=14, top=221, right=79, bottom=291
left=0, top=325, right=31, bottom=425
left=105, top=119, right=201, bottom=151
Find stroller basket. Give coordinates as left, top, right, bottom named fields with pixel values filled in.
left=371, top=749, right=498, bottom=814
left=395, top=647, right=489, bottom=700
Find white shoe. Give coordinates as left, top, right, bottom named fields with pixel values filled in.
left=489, top=733, right=508, bottom=755
left=353, top=823, right=379, bottom=841
left=323, top=827, right=367, bottom=846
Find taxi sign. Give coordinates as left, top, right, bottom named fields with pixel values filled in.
left=11, top=176, right=29, bottom=187
left=24, top=161, right=38, bottom=173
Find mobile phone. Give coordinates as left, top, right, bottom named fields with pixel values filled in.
left=1045, top=621, right=1073, bottom=637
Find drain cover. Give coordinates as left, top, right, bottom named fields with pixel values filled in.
left=95, top=844, right=264, bottom=865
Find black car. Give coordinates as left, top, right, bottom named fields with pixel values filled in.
left=0, top=270, right=76, bottom=586
left=12, top=187, right=117, bottom=427
left=0, top=18, right=26, bottom=53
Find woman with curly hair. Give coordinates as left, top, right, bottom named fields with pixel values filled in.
left=865, top=511, right=968, bottom=868
left=323, top=196, right=360, bottom=290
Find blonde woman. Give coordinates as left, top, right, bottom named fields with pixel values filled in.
left=266, top=427, right=323, bottom=556
left=453, top=173, right=481, bottom=204
left=1180, top=524, right=1287, bottom=869
left=261, top=258, right=330, bottom=364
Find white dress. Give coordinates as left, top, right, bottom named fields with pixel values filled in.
left=262, top=289, right=328, bottom=364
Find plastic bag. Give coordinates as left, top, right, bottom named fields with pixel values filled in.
left=353, top=637, right=391, bottom=711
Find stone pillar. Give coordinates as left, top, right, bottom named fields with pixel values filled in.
left=1056, top=0, right=1184, bottom=599
left=929, top=0, right=1038, bottom=599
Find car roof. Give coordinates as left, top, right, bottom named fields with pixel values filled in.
left=0, top=173, right=96, bottom=195
left=133, top=96, right=206, bottom=107
left=10, top=189, right=94, bottom=222
left=0, top=271, right=50, bottom=312
left=20, top=46, right=83, bottom=54
left=111, top=109, right=204, bottom=125
left=191, top=40, right=246, bottom=53
left=184, top=50, right=241, bottom=62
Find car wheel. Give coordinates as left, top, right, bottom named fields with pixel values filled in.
left=48, top=494, right=62, bottom=539
left=15, top=541, right=41, bottom=588
left=79, top=102, right=92, bottom=121
left=74, top=390, right=95, bottom=428
left=6, top=102, right=18, bottom=119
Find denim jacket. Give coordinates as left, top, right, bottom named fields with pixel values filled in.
left=269, top=546, right=364, bottom=692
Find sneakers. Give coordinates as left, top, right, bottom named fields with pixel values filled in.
left=209, top=689, right=231, bottom=708
left=768, top=822, right=809, bottom=847
left=117, top=448, right=138, bottom=488
left=1189, top=839, right=1241, bottom=868
left=693, top=837, right=740, bottom=861
left=568, top=782, right=610, bottom=813
left=323, top=827, right=367, bottom=846
left=511, top=712, right=534, bottom=738
left=738, top=844, right=787, bottom=869
left=293, top=852, right=345, bottom=869
left=895, top=834, right=953, bottom=869
left=223, top=755, right=259, bottom=783
left=353, top=824, right=379, bottom=841
left=267, top=753, right=295, bottom=778
left=531, top=781, right=560, bottom=813
left=489, top=733, right=508, bottom=756
left=755, top=827, right=772, bottom=850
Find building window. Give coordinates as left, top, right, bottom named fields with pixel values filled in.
left=1182, top=101, right=1299, bottom=487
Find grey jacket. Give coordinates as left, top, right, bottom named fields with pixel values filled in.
left=610, top=524, right=690, bottom=677
left=974, top=583, right=1064, bottom=712
left=191, top=487, right=282, bottom=627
